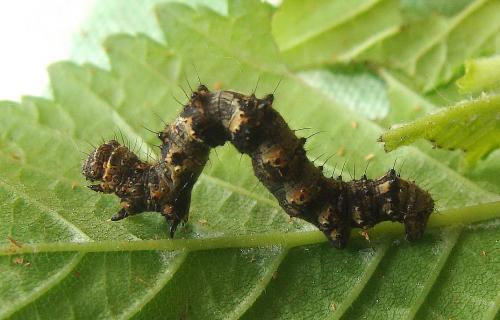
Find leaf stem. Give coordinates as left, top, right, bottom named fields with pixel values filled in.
left=2, top=201, right=499, bottom=256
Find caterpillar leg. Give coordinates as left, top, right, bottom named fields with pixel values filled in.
left=162, top=204, right=188, bottom=238
left=165, top=216, right=182, bottom=239
left=404, top=218, right=425, bottom=241
left=400, top=182, right=434, bottom=241
left=326, top=226, right=350, bottom=249
left=317, top=204, right=351, bottom=249
left=110, top=208, right=129, bottom=221
left=403, top=203, right=428, bottom=241
left=87, top=184, right=105, bottom=193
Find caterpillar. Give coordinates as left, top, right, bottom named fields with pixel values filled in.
left=82, top=84, right=434, bottom=248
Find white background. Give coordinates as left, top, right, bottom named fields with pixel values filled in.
left=0, top=1, right=96, bottom=100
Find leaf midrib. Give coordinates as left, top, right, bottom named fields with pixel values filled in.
left=2, top=201, right=499, bottom=256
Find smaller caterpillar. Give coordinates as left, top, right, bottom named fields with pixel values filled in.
left=82, top=85, right=434, bottom=248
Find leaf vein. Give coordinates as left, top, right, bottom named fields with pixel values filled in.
left=410, top=0, right=489, bottom=69
left=0, top=252, right=86, bottom=319
left=405, top=227, right=463, bottom=319
left=332, top=240, right=390, bottom=319
left=0, top=178, right=90, bottom=241
left=119, top=252, right=188, bottom=319
left=229, top=247, right=290, bottom=319
left=279, top=0, right=382, bottom=52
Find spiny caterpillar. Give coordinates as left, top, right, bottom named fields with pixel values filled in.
left=82, top=85, right=434, bottom=248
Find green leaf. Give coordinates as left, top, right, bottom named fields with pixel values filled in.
left=273, top=0, right=500, bottom=92
left=457, top=54, right=500, bottom=93
left=1, top=1, right=499, bottom=319
left=363, top=0, right=500, bottom=93
left=297, top=65, right=391, bottom=120
left=272, top=0, right=402, bottom=69
left=380, top=93, right=500, bottom=167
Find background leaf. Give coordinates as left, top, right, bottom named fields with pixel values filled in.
left=1, top=1, right=499, bottom=319
left=273, top=0, right=500, bottom=92
left=457, top=54, right=500, bottom=93
left=380, top=93, right=500, bottom=167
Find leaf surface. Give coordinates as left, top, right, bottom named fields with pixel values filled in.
left=273, top=0, right=500, bottom=92
left=0, top=1, right=499, bottom=319
left=457, top=54, right=500, bottom=93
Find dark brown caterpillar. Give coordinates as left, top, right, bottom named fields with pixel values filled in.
left=82, top=85, right=434, bottom=248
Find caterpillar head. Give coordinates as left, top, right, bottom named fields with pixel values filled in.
left=380, top=169, right=435, bottom=241
left=398, top=177, right=435, bottom=241
left=82, top=140, right=121, bottom=182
